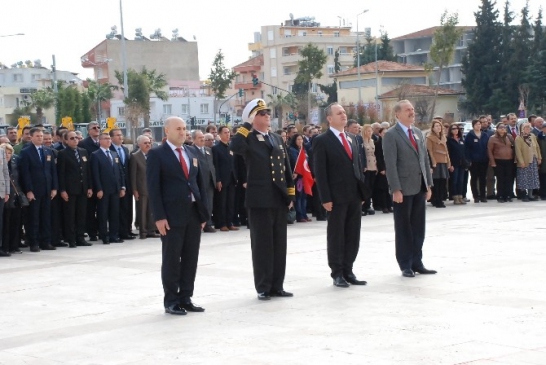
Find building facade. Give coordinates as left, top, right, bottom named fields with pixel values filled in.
left=391, top=26, right=474, bottom=91
left=0, top=66, right=81, bottom=125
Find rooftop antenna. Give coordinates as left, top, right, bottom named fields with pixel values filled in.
left=135, top=27, right=144, bottom=40
left=289, top=13, right=294, bottom=26
left=106, top=25, right=118, bottom=39
left=171, top=28, right=179, bottom=41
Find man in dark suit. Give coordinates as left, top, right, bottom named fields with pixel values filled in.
left=43, top=131, right=66, bottom=248
left=130, top=135, right=157, bottom=239
left=212, top=126, right=238, bottom=232
left=190, top=130, right=217, bottom=233
left=58, top=131, right=93, bottom=248
left=231, top=98, right=296, bottom=300
left=383, top=99, right=436, bottom=278
left=19, top=127, right=59, bottom=252
left=78, top=121, right=101, bottom=241
left=147, top=116, right=209, bottom=315
left=313, top=103, right=368, bottom=288
left=110, top=128, right=135, bottom=240
left=91, top=133, right=126, bottom=245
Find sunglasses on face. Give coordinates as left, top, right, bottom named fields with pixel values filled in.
left=90, top=126, right=100, bottom=130
left=257, top=110, right=271, bottom=116
left=67, top=136, right=77, bottom=140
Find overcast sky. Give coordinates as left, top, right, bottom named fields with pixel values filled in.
left=0, top=0, right=539, bottom=81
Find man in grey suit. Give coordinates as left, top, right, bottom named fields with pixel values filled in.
left=191, top=130, right=217, bottom=233
left=383, top=100, right=437, bottom=278
left=130, top=135, right=157, bottom=239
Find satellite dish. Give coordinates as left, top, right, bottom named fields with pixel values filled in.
left=289, top=13, right=294, bottom=19
left=172, top=28, right=178, bottom=33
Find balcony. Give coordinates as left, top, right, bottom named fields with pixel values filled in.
left=234, top=82, right=260, bottom=90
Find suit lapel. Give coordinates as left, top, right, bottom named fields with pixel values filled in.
left=326, top=129, right=351, bottom=160
left=161, top=143, right=187, bottom=178
left=395, top=124, right=418, bottom=155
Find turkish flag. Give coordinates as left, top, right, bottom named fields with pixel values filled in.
left=294, top=148, right=314, bottom=196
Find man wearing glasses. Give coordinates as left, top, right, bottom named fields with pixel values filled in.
left=79, top=122, right=102, bottom=241
left=231, top=98, right=296, bottom=301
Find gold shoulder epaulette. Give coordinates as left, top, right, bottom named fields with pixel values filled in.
left=287, top=187, right=295, bottom=196
left=237, top=126, right=250, bottom=138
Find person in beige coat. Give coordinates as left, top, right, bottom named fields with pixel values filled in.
left=515, top=122, right=542, bottom=202
left=0, top=148, right=11, bottom=256
left=426, top=120, right=453, bottom=207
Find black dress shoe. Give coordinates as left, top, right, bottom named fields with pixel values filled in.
left=102, top=239, right=110, bottom=245
left=0, top=250, right=11, bottom=257
left=333, top=276, right=350, bottom=288
left=345, top=275, right=367, bottom=285
left=414, top=267, right=437, bottom=275
left=203, top=225, right=216, bottom=233
left=402, top=269, right=415, bottom=277
left=77, top=241, right=92, bottom=246
left=89, top=236, right=98, bottom=242
left=146, top=233, right=159, bottom=238
left=257, top=292, right=271, bottom=300
left=180, top=302, right=205, bottom=312
left=316, top=217, right=327, bottom=221
left=270, top=290, right=294, bottom=297
left=506, top=197, right=513, bottom=202
left=366, top=208, right=375, bottom=215
left=69, top=243, right=77, bottom=248
left=165, top=304, right=187, bottom=315
left=111, top=239, right=124, bottom=243
left=40, top=244, right=56, bottom=250
left=10, top=250, right=23, bottom=254
left=19, top=242, right=29, bottom=248
left=30, top=246, right=40, bottom=252
left=480, top=198, right=488, bottom=203
left=53, top=242, right=68, bottom=247
left=120, top=236, right=135, bottom=240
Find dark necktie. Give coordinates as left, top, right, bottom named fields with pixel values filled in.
left=74, top=148, right=80, bottom=164
left=408, top=128, right=418, bottom=150
left=175, top=147, right=189, bottom=178
left=117, top=147, right=124, bottom=164
left=105, top=150, right=113, bottom=165
left=340, top=132, right=353, bottom=160
left=38, top=147, right=45, bottom=163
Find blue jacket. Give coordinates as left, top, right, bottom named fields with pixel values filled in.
left=19, top=145, right=58, bottom=196
left=464, top=130, right=490, bottom=163
left=447, top=136, right=467, bottom=168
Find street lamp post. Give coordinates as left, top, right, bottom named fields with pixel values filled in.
left=119, top=0, right=130, bottom=139
left=356, top=10, right=369, bottom=105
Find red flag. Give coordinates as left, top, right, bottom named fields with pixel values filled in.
left=294, top=148, right=314, bottom=196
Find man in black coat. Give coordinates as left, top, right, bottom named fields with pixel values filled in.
left=19, top=127, right=59, bottom=252
left=58, top=131, right=93, bottom=248
left=109, top=128, right=135, bottom=240
left=313, top=103, right=368, bottom=288
left=211, top=126, right=238, bottom=231
left=147, top=117, right=209, bottom=315
left=231, top=98, right=296, bottom=301
left=91, top=133, right=126, bottom=244
left=78, top=121, right=101, bottom=241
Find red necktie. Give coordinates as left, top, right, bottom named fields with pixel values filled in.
left=340, top=132, right=353, bottom=160
left=511, top=127, right=517, bottom=138
left=408, top=128, right=418, bottom=150
left=175, top=147, right=189, bottom=179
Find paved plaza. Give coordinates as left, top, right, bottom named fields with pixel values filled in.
left=1, top=200, right=546, bottom=364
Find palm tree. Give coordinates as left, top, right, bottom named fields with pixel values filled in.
left=86, top=78, right=118, bottom=122
left=267, top=93, right=293, bottom=121
left=29, top=88, right=55, bottom=123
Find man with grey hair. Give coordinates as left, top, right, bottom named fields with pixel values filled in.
left=383, top=100, right=436, bottom=278
left=190, top=129, right=217, bottom=233
left=380, top=121, right=390, bottom=129
left=203, top=133, right=215, bottom=149
left=371, top=122, right=381, bottom=142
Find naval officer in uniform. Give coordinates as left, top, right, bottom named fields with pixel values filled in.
left=231, top=99, right=296, bottom=301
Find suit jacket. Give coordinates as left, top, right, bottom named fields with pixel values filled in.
left=110, top=144, right=131, bottom=190
left=352, top=133, right=367, bottom=171
left=146, top=143, right=209, bottom=226
left=19, top=145, right=58, bottom=196
left=189, top=145, right=216, bottom=188
left=212, top=141, right=237, bottom=186
left=383, top=123, right=432, bottom=196
left=78, top=136, right=100, bottom=155
left=231, top=124, right=295, bottom=208
left=91, top=148, right=124, bottom=194
left=57, top=147, right=92, bottom=194
left=312, top=129, right=367, bottom=204
left=130, top=150, right=149, bottom=196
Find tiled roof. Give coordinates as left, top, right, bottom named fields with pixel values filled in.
left=233, top=54, right=263, bottom=69
left=379, top=84, right=464, bottom=99
left=392, top=26, right=474, bottom=41
left=335, top=61, right=424, bottom=77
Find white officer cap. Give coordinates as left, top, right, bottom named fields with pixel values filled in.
left=242, top=98, right=271, bottom=123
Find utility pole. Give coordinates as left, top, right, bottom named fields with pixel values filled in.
left=356, top=10, right=369, bottom=106
left=120, top=0, right=130, bottom=138
left=52, top=55, right=58, bottom=125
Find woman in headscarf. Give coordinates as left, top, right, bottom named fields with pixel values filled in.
left=515, top=122, right=541, bottom=202
left=487, top=123, right=515, bottom=203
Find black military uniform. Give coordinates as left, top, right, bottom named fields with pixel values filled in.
left=231, top=98, right=295, bottom=300
left=79, top=136, right=101, bottom=240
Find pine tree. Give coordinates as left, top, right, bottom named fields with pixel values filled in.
left=461, top=0, right=502, bottom=115
left=527, top=7, right=546, bottom=113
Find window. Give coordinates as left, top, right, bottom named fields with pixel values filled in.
left=298, top=30, right=306, bottom=36
left=334, top=32, right=340, bottom=37
left=181, top=104, right=189, bottom=114
left=271, top=67, right=277, bottom=77
left=283, top=48, right=290, bottom=56
left=267, top=30, right=274, bottom=41
left=283, top=30, right=292, bottom=38
left=311, top=83, right=318, bottom=93
left=200, top=104, right=209, bottom=114
left=339, top=47, right=348, bottom=54
left=163, top=104, right=172, bottom=114
left=327, top=65, right=335, bottom=75
left=31, top=74, right=41, bottom=81
left=318, top=31, right=323, bottom=37
left=13, top=74, right=23, bottom=83
left=288, top=84, right=293, bottom=92
left=270, top=48, right=276, bottom=59
left=283, top=67, right=291, bottom=75
left=327, top=46, right=334, bottom=55
left=272, top=87, right=278, bottom=95
left=118, top=107, right=125, bottom=116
